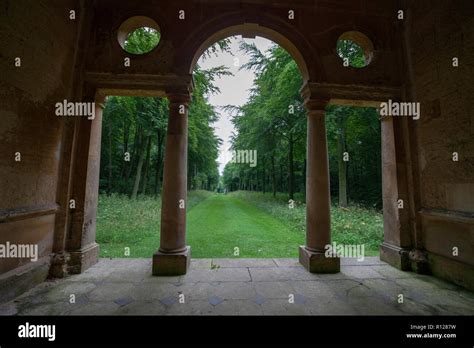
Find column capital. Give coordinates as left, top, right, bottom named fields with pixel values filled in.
left=167, top=92, right=192, bottom=105
left=300, top=82, right=329, bottom=112
left=304, top=99, right=329, bottom=113
left=166, top=78, right=193, bottom=105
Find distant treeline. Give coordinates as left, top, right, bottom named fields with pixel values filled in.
left=222, top=41, right=382, bottom=208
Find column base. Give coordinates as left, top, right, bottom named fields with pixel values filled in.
left=67, top=243, right=100, bottom=274
left=408, top=248, right=431, bottom=274
left=299, top=246, right=340, bottom=273
left=49, top=252, right=71, bottom=278
left=153, top=246, right=191, bottom=276
left=379, top=242, right=410, bottom=271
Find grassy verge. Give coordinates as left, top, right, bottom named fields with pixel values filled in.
left=96, top=190, right=212, bottom=258
left=228, top=191, right=383, bottom=256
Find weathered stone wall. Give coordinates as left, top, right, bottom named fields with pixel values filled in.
left=407, top=0, right=474, bottom=288
left=86, top=0, right=402, bottom=87
left=0, top=0, right=79, bottom=276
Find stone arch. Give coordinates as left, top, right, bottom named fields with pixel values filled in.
left=174, top=12, right=319, bottom=83
left=186, top=23, right=310, bottom=83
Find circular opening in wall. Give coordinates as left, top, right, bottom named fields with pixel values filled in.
left=336, top=31, right=374, bottom=68
left=117, top=16, right=161, bottom=55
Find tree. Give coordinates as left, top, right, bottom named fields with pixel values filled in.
left=225, top=42, right=305, bottom=200
left=99, top=37, right=232, bottom=197
left=222, top=38, right=382, bottom=209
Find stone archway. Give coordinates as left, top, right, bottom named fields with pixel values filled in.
left=60, top=3, right=409, bottom=280
left=186, top=23, right=311, bottom=83
left=152, top=23, right=342, bottom=275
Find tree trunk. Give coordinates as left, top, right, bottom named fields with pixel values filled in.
left=194, top=164, right=198, bottom=190
left=279, top=163, right=284, bottom=193
left=288, top=134, right=294, bottom=200
left=120, top=119, right=130, bottom=179
left=337, top=115, right=348, bottom=207
left=131, top=134, right=149, bottom=199
left=141, top=136, right=152, bottom=194
left=126, top=123, right=141, bottom=181
left=107, top=122, right=113, bottom=195
left=271, top=153, right=276, bottom=197
left=154, top=131, right=164, bottom=196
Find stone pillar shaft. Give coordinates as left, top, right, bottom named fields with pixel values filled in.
left=159, top=98, right=188, bottom=253
left=66, top=95, right=103, bottom=274
left=379, top=115, right=412, bottom=270
left=299, top=99, right=339, bottom=273
left=305, top=108, right=331, bottom=252
left=381, top=116, right=401, bottom=246
left=153, top=93, right=192, bottom=276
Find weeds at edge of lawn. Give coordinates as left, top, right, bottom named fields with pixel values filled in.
left=96, top=190, right=213, bottom=257
left=228, top=191, right=383, bottom=256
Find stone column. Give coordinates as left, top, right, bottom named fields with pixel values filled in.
left=66, top=94, right=103, bottom=274
left=153, top=93, right=191, bottom=275
left=299, top=99, right=340, bottom=273
left=379, top=115, right=412, bottom=270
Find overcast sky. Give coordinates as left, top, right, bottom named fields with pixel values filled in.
left=197, top=36, right=274, bottom=174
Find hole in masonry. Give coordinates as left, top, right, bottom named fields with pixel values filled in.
left=117, top=16, right=161, bottom=55
left=337, top=31, right=374, bottom=68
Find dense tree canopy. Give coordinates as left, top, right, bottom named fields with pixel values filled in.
left=223, top=40, right=382, bottom=208
left=99, top=34, right=231, bottom=196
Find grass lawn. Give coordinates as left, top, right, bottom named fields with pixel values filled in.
left=229, top=191, right=383, bottom=256
left=96, top=190, right=383, bottom=258
left=187, top=194, right=303, bottom=257
left=96, top=191, right=211, bottom=258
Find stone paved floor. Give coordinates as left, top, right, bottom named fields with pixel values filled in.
left=1, top=257, right=474, bottom=315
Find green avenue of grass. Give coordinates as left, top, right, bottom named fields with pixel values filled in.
left=187, top=194, right=303, bottom=258
left=96, top=190, right=383, bottom=258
